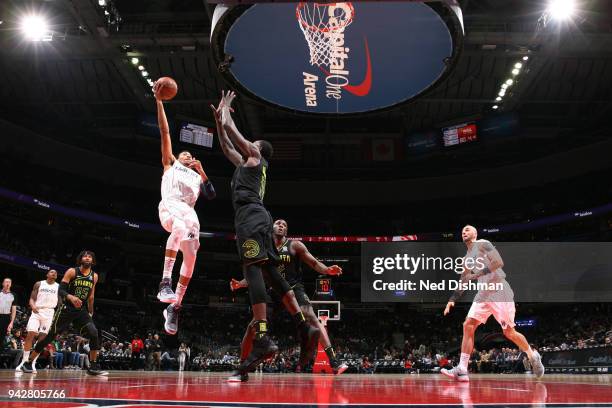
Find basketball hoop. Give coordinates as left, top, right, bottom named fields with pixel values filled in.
left=296, top=2, right=354, bottom=67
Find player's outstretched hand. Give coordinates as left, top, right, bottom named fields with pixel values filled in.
left=153, top=81, right=163, bottom=101
left=221, top=90, right=237, bottom=108
left=230, top=278, right=243, bottom=292
left=326, top=265, right=343, bottom=276
left=443, top=301, right=454, bottom=316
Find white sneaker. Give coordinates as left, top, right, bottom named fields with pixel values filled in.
left=441, top=366, right=469, bottom=382
left=530, top=351, right=545, bottom=379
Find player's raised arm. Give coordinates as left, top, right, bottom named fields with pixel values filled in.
left=293, top=241, right=342, bottom=276
left=220, top=91, right=261, bottom=162
left=154, top=81, right=175, bottom=170
left=211, top=100, right=243, bottom=167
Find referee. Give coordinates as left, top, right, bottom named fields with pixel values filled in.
left=0, top=278, right=17, bottom=335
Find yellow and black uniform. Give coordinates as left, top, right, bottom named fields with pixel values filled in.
left=273, top=240, right=310, bottom=306
left=33, top=267, right=100, bottom=353
left=231, top=158, right=279, bottom=265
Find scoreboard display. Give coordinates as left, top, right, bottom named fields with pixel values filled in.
left=179, top=122, right=214, bottom=148
left=442, top=122, right=478, bottom=147
left=316, top=278, right=332, bottom=295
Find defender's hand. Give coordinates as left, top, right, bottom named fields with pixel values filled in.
left=443, top=301, right=455, bottom=316
left=326, top=265, right=343, bottom=276
left=230, top=279, right=241, bottom=292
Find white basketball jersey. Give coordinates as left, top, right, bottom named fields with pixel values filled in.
left=161, top=160, right=202, bottom=207
left=35, top=280, right=59, bottom=309
left=465, top=239, right=506, bottom=283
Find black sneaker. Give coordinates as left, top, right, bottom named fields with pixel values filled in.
left=87, top=361, right=108, bottom=376
left=297, top=324, right=320, bottom=367
left=163, top=304, right=180, bottom=335
left=20, top=361, right=35, bottom=374
left=227, top=370, right=249, bottom=382
left=234, top=334, right=278, bottom=375
left=331, top=359, right=349, bottom=375
left=157, top=279, right=177, bottom=303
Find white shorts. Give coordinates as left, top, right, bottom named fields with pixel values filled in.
left=467, top=301, right=516, bottom=329
left=158, top=200, right=200, bottom=240
left=26, top=309, right=55, bottom=334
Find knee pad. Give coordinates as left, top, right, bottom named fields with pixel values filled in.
left=82, top=322, right=100, bottom=350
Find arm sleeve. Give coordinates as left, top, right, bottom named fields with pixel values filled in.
left=201, top=180, right=216, bottom=200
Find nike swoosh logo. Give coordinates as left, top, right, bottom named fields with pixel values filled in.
left=318, top=37, right=372, bottom=97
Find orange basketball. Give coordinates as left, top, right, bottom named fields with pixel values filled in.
left=156, top=77, right=178, bottom=101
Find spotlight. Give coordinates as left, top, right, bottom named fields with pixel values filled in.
left=512, top=68, right=520, bottom=75
left=547, top=0, right=576, bottom=21
left=141, top=71, right=149, bottom=77
left=523, top=56, right=529, bottom=61
left=505, top=79, right=514, bottom=86
left=501, top=84, right=508, bottom=90
left=492, top=105, right=499, bottom=110
left=496, top=97, right=502, bottom=101
left=499, top=90, right=506, bottom=97
left=514, top=62, right=523, bottom=69
left=21, top=15, right=50, bottom=41
left=98, top=0, right=107, bottom=5
left=138, top=65, right=145, bottom=71
left=131, top=57, right=139, bottom=65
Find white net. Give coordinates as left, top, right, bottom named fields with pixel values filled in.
left=296, top=2, right=354, bottom=67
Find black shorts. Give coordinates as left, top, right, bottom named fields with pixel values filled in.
left=266, top=283, right=311, bottom=308
left=235, top=204, right=279, bottom=265
left=50, top=304, right=94, bottom=335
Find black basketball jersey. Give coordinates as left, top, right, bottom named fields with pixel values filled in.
left=67, top=267, right=95, bottom=309
left=231, top=158, right=268, bottom=210
left=277, top=239, right=302, bottom=287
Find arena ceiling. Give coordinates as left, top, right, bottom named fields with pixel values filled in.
left=0, top=0, right=611, bottom=151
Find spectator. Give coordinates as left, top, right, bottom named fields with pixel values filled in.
left=131, top=334, right=144, bottom=370
left=0, top=278, right=17, bottom=336
left=178, top=342, right=190, bottom=372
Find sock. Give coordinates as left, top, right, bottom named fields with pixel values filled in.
left=324, top=346, right=337, bottom=361
left=20, top=350, right=30, bottom=365
left=292, top=311, right=306, bottom=327
left=162, top=256, right=176, bottom=280
left=459, top=353, right=470, bottom=371
left=253, top=320, right=268, bottom=340
left=32, top=355, right=39, bottom=366
left=175, top=282, right=187, bottom=305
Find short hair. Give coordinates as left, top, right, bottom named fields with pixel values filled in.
left=259, top=140, right=274, bottom=161
left=76, top=250, right=96, bottom=266
left=177, top=150, right=191, bottom=157
left=3, top=277, right=11, bottom=283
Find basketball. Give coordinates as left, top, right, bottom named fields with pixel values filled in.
left=156, top=77, right=178, bottom=101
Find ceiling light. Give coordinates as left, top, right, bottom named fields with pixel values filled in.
left=547, top=0, right=576, bottom=21
left=131, top=57, right=139, bottom=65
left=21, top=15, right=49, bottom=42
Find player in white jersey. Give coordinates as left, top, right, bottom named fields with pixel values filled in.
left=154, top=80, right=216, bottom=335
left=16, top=269, right=59, bottom=373
left=441, top=225, right=544, bottom=381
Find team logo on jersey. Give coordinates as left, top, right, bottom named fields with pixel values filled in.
left=242, top=240, right=260, bottom=258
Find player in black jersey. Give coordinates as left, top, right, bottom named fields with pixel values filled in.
left=231, top=219, right=348, bottom=374
left=211, top=91, right=320, bottom=382
left=20, top=250, right=107, bottom=376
